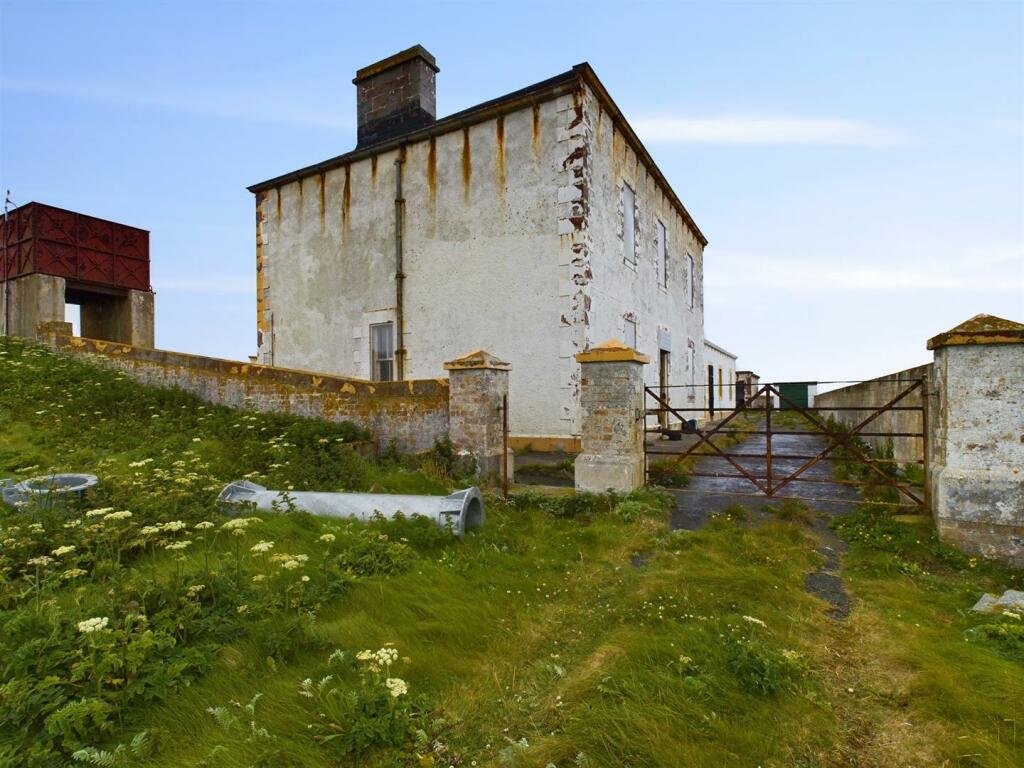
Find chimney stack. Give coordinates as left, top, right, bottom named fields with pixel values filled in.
left=354, top=45, right=439, bottom=147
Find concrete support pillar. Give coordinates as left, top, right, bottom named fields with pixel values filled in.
left=79, top=289, right=155, bottom=347
left=1, top=274, right=66, bottom=340
left=444, top=350, right=514, bottom=484
left=928, top=314, right=1024, bottom=567
left=574, top=340, right=649, bottom=493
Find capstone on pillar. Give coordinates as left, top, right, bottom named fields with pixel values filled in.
left=574, top=339, right=649, bottom=493
left=927, top=314, right=1024, bottom=567
left=444, top=349, right=514, bottom=484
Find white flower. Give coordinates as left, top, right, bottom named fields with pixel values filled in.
left=300, top=575, right=310, bottom=583
left=281, top=559, right=301, bottom=570
left=385, top=677, right=408, bottom=698
left=318, top=533, right=336, bottom=543
left=165, top=540, right=193, bottom=551
left=194, top=521, right=214, bottom=530
left=77, top=617, right=110, bottom=634
left=26, top=555, right=54, bottom=567
left=356, top=650, right=374, bottom=662
left=250, top=540, right=275, bottom=554
left=51, top=545, right=76, bottom=557
left=742, top=615, right=767, bottom=628
left=103, top=510, right=132, bottom=522
left=61, top=568, right=87, bottom=580
left=86, top=508, right=114, bottom=518
left=187, top=584, right=206, bottom=597
left=140, top=526, right=161, bottom=536
left=161, top=520, right=186, bottom=532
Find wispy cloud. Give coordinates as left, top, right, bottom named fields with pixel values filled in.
left=1, top=76, right=352, bottom=130
left=632, top=115, right=896, bottom=146
left=705, top=245, right=1024, bottom=294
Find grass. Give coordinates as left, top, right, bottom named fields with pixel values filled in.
left=1, top=336, right=1022, bottom=767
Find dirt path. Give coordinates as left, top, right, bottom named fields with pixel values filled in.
left=665, top=429, right=858, bottom=619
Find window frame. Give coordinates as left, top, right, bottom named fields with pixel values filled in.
left=369, top=321, right=395, bottom=382
left=624, top=317, right=638, bottom=349
left=687, top=253, right=696, bottom=309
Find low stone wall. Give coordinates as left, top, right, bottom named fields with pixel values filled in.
left=42, top=326, right=449, bottom=453
left=814, top=364, right=932, bottom=464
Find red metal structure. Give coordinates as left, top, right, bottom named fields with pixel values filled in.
left=0, top=202, right=150, bottom=293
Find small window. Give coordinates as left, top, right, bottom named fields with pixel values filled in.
left=624, top=318, right=637, bottom=349
left=687, top=253, right=696, bottom=309
left=622, top=183, right=636, bottom=264
left=369, top=322, right=394, bottom=382
left=718, top=366, right=723, bottom=398
left=688, top=346, right=696, bottom=384
left=657, top=220, right=667, bottom=287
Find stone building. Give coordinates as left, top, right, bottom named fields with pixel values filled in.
left=702, top=339, right=737, bottom=416
left=248, top=45, right=709, bottom=449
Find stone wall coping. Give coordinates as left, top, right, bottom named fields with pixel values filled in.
left=927, top=314, right=1024, bottom=350
left=576, top=339, right=650, bottom=364
left=443, top=349, right=512, bottom=371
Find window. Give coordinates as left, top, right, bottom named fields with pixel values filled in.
left=622, top=183, right=636, bottom=264
left=718, top=366, right=723, bottom=398
left=369, top=322, right=395, bottom=382
left=657, top=220, right=667, bottom=287
left=624, top=318, right=637, bottom=349
left=688, top=346, right=696, bottom=384
left=687, top=253, right=696, bottom=309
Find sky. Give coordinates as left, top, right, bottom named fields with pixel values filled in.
left=1, top=0, right=1022, bottom=385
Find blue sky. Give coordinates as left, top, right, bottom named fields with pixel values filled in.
left=2, top=0, right=1022, bottom=384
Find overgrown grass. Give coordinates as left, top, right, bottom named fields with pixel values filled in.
left=1, top=337, right=1022, bottom=767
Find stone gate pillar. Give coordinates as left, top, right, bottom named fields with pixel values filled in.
left=574, top=340, right=649, bottom=493
left=444, top=349, right=514, bottom=484
left=928, top=314, right=1024, bottom=567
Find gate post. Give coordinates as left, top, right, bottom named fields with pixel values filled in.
left=444, top=349, right=514, bottom=484
left=574, top=340, right=649, bottom=493
left=927, top=314, right=1024, bottom=567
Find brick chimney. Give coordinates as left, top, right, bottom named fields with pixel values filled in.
left=354, top=45, right=439, bottom=147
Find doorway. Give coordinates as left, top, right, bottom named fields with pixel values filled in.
left=658, top=350, right=670, bottom=429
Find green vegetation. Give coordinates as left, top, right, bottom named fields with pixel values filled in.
left=1, top=337, right=1022, bottom=767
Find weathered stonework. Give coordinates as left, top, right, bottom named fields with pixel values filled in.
left=444, top=350, right=513, bottom=483
left=574, top=340, right=648, bottom=492
left=928, top=315, right=1024, bottom=567
left=39, top=327, right=450, bottom=454
left=4, top=273, right=66, bottom=339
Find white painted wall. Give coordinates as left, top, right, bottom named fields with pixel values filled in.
left=703, top=340, right=738, bottom=413
left=255, top=84, right=707, bottom=440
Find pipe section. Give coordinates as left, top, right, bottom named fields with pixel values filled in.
left=217, top=481, right=484, bottom=537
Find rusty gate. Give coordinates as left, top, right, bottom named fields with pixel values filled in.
left=643, top=379, right=929, bottom=511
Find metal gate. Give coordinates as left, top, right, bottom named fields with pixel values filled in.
left=643, top=379, right=928, bottom=511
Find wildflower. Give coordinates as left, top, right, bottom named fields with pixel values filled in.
left=26, top=556, right=53, bottom=567
left=281, top=559, right=301, bottom=570
left=85, top=508, right=113, bottom=517
left=237, top=604, right=249, bottom=614
left=61, top=568, right=87, bottom=580
left=128, top=458, right=154, bottom=468
left=782, top=649, right=802, bottom=661
left=742, top=615, right=767, bottom=628
left=300, top=575, right=310, bottom=583
left=165, top=540, right=192, bottom=551
left=192, top=437, right=201, bottom=442
left=250, top=540, right=275, bottom=554
left=28, top=523, right=44, bottom=533
left=161, top=520, right=186, bottom=532
left=77, top=617, right=110, bottom=634
left=187, top=584, right=206, bottom=598
left=103, top=510, right=132, bottom=522
left=194, top=521, right=214, bottom=530
left=385, top=678, right=408, bottom=698
left=140, top=526, right=161, bottom=536
left=318, top=533, right=336, bottom=543
left=51, top=545, right=76, bottom=557
left=356, top=650, right=374, bottom=662
left=252, top=574, right=266, bottom=583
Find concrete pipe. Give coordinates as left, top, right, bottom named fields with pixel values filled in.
left=1, top=473, right=99, bottom=508
left=217, top=480, right=485, bottom=537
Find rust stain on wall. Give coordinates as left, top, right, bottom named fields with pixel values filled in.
left=275, top=187, right=282, bottom=219
left=255, top=192, right=267, bottom=333
left=371, top=155, right=378, bottom=186
left=495, top=115, right=506, bottom=192
left=427, top=136, right=437, bottom=205
left=318, top=172, right=326, bottom=231
left=461, top=127, right=472, bottom=202
left=342, top=164, right=352, bottom=228
left=532, top=103, right=541, bottom=156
